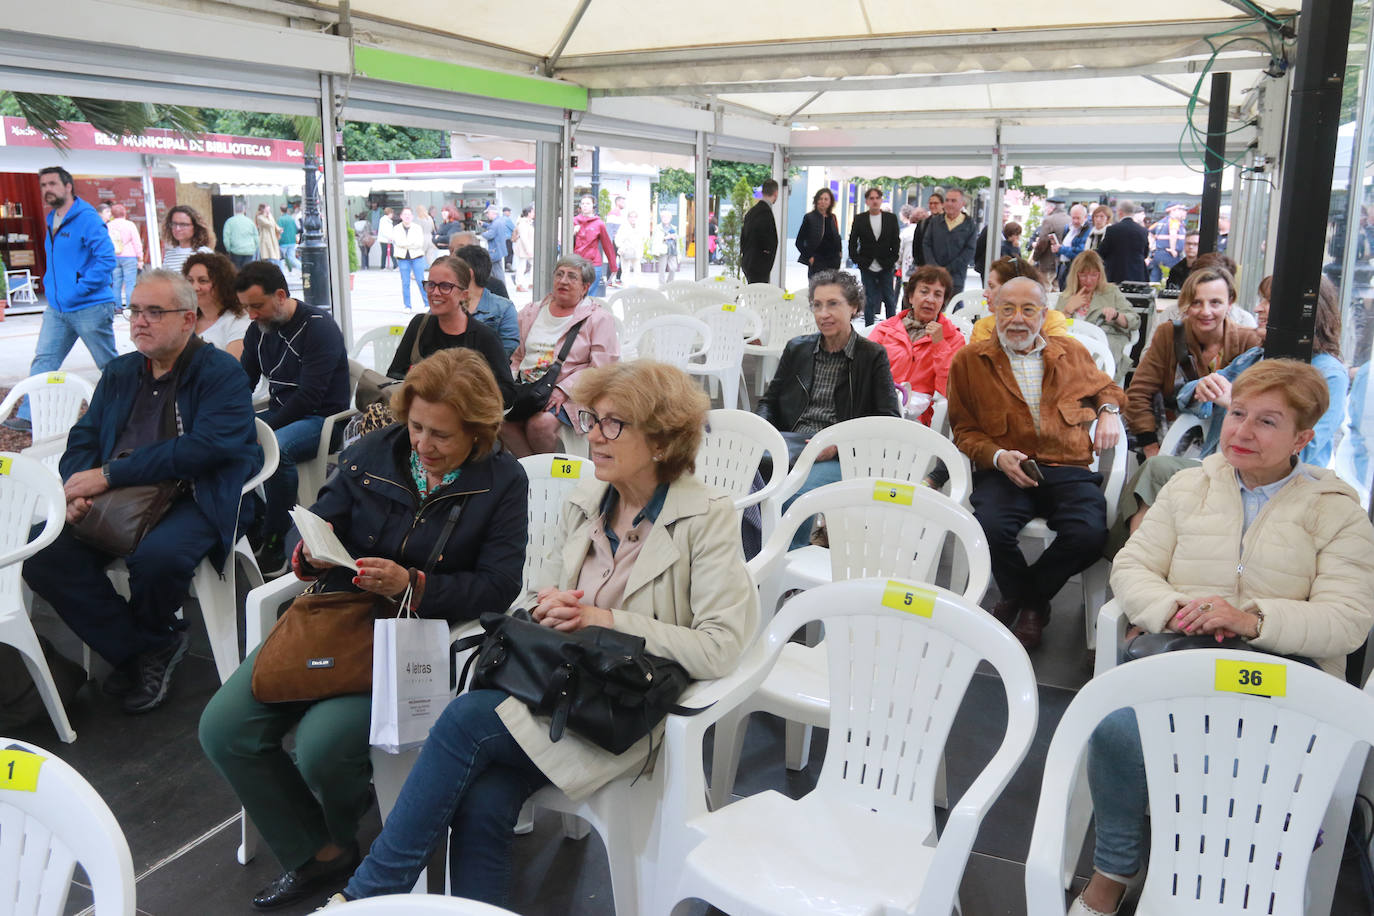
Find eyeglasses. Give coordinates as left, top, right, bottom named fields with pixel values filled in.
left=170, top=221, right=193, bottom=229
left=422, top=280, right=467, bottom=295
left=995, top=304, right=1044, bottom=320
left=553, top=269, right=585, bottom=282
left=577, top=409, right=628, bottom=440
left=127, top=306, right=190, bottom=323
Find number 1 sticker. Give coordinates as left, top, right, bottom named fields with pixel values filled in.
left=0, top=457, right=11, bottom=476
left=873, top=480, right=914, bottom=505
left=551, top=458, right=581, bottom=478
left=0, top=749, right=45, bottom=792
left=881, top=580, right=935, bottom=618
left=1215, top=659, right=1286, bottom=697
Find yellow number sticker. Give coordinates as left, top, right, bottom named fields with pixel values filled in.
left=1215, top=659, right=1286, bottom=698
left=0, top=749, right=45, bottom=792
left=45, top=372, right=66, bottom=383
left=881, top=580, right=935, bottom=617
left=714, top=276, right=726, bottom=282
left=783, top=292, right=795, bottom=300
left=873, top=480, right=914, bottom=505
left=388, top=326, right=405, bottom=336
left=0, top=457, right=10, bottom=476
left=721, top=303, right=737, bottom=312
left=551, top=458, right=582, bottom=478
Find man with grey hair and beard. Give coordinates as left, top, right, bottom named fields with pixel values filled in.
left=946, top=277, right=1125, bottom=649
left=23, top=270, right=261, bottom=712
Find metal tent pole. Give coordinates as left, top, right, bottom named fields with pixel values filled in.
left=1197, top=72, right=1231, bottom=255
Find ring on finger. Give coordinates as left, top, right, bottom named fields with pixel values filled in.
left=1198, top=602, right=1213, bottom=613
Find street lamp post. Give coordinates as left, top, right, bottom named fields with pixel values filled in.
left=299, top=154, right=329, bottom=307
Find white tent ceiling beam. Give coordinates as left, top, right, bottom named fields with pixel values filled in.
left=590, top=53, right=1272, bottom=99
left=1142, top=74, right=1208, bottom=102
left=788, top=106, right=1236, bottom=126
left=551, top=19, right=1273, bottom=87
left=342, top=80, right=564, bottom=140
left=542, top=0, right=594, bottom=76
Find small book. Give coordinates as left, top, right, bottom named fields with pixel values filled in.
left=288, top=505, right=355, bottom=568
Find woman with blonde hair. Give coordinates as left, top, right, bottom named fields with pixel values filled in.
left=326, top=360, right=756, bottom=909
left=1056, top=249, right=1140, bottom=381
left=256, top=202, right=283, bottom=268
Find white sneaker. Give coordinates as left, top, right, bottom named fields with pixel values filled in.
left=1068, top=895, right=1120, bottom=916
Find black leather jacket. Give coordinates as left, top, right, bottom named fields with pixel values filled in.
left=756, top=332, right=900, bottom=433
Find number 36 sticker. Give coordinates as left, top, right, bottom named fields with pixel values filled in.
left=1214, top=659, right=1287, bottom=698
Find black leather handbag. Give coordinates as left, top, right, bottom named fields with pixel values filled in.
left=1123, top=631, right=1317, bottom=669
left=506, top=317, right=589, bottom=422
left=454, top=610, right=701, bottom=755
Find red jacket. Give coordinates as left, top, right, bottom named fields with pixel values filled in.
left=573, top=213, right=617, bottom=272
left=869, top=311, right=965, bottom=424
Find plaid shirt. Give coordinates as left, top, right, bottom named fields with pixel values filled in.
left=1005, top=335, right=1047, bottom=432
left=794, top=332, right=858, bottom=435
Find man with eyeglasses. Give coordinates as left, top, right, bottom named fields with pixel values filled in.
left=920, top=187, right=979, bottom=296
left=236, top=260, right=350, bottom=573
left=23, top=270, right=260, bottom=712
left=5, top=166, right=118, bottom=433
left=947, top=277, right=1124, bottom=649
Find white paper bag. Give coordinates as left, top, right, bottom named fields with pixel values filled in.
left=369, top=607, right=451, bottom=755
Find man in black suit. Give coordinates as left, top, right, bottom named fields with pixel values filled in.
left=739, top=179, right=780, bottom=284
left=849, top=186, right=901, bottom=324
left=1096, top=200, right=1150, bottom=284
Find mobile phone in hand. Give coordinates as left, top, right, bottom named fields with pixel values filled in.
left=1019, top=458, right=1045, bottom=484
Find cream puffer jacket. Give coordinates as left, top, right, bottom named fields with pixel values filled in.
left=1111, top=453, right=1374, bottom=678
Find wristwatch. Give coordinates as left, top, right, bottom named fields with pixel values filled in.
left=100, top=463, right=112, bottom=485
left=1096, top=404, right=1121, bottom=415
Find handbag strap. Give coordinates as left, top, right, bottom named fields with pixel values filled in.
left=410, top=315, right=429, bottom=367
left=550, top=316, right=590, bottom=369
left=422, top=496, right=467, bottom=575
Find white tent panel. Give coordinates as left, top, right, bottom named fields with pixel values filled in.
left=170, top=160, right=309, bottom=190
left=1021, top=165, right=1208, bottom=195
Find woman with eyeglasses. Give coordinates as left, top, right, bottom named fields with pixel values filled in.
left=384, top=255, right=515, bottom=409
left=501, top=255, right=620, bottom=457
left=323, top=360, right=756, bottom=909
left=160, top=205, right=215, bottom=275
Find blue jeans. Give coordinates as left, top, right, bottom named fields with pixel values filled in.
left=262, top=413, right=325, bottom=539
left=860, top=268, right=897, bottom=324
left=781, top=457, right=843, bottom=549
left=398, top=257, right=426, bottom=309
left=18, top=302, right=118, bottom=421
left=111, top=256, right=138, bottom=308
left=281, top=243, right=299, bottom=272
left=1087, top=708, right=1147, bottom=876
left=342, top=690, right=548, bottom=906
left=590, top=264, right=607, bottom=297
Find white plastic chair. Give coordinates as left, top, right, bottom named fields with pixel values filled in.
left=297, top=359, right=365, bottom=507
left=515, top=453, right=587, bottom=598
left=687, top=304, right=760, bottom=410
left=947, top=287, right=986, bottom=316
left=325, top=897, right=518, bottom=914
left=1025, top=650, right=1374, bottom=916
left=1016, top=415, right=1126, bottom=651
left=946, top=311, right=975, bottom=341
left=0, top=453, right=77, bottom=743
left=616, top=298, right=690, bottom=360
left=1159, top=411, right=1210, bottom=459
left=0, top=737, right=136, bottom=914
left=743, top=302, right=814, bottom=397
left=772, top=416, right=974, bottom=608
left=659, top=577, right=1037, bottom=916
left=736, top=282, right=784, bottom=315
left=709, top=479, right=993, bottom=808
left=350, top=325, right=409, bottom=374
left=1064, top=319, right=1116, bottom=378
left=694, top=408, right=789, bottom=542
left=5, top=268, right=38, bottom=306
left=105, top=418, right=279, bottom=685
left=0, top=372, right=95, bottom=448
left=700, top=274, right=744, bottom=297
left=663, top=279, right=704, bottom=306
left=606, top=286, right=673, bottom=321
left=626, top=314, right=711, bottom=370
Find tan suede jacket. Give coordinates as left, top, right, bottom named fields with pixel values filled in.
left=947, top=335, right=1125, bottom=470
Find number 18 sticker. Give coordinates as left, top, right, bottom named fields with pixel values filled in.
left=1215, top=659, right=1286, bottom=697
left=551, top=458, right=582, bottom=478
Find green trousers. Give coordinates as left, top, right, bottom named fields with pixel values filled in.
left=199, top=647, right=374, bottom=871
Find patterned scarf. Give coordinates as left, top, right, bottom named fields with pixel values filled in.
left=409, top=449, right=461, bottom=500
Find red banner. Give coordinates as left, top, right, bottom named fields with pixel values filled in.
left=0, top=117, right=309, bottom=164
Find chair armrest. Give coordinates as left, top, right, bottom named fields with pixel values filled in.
left=244, top=575, right=312, bottom=649
left=316, top=407, right=359, bottom=461
left=1093, top=599, right=1127, bottom=678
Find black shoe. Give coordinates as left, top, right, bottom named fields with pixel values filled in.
left=121, top=631, right=190, bottom=714
left=2, top=416, right=32, bottom=432
left=252, top=846, right=360, bottom=911
left=101, top=663, right=138, bottom=697
left=256, top=534, right=287, bottom=577
left=990, top=600, right=1020, bottom=629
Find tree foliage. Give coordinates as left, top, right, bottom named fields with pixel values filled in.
left=718, top=175, right=755, bottom=279
left=0, top=92, right=203, bottom=150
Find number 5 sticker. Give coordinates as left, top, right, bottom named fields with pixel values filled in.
left=872, top=480, right=914, bottom=505
left=1215, top=659, right=1286, bottom=698
left=881, top=580, right=935, bottom=618
left=0, top=749, right=45, bottom=792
